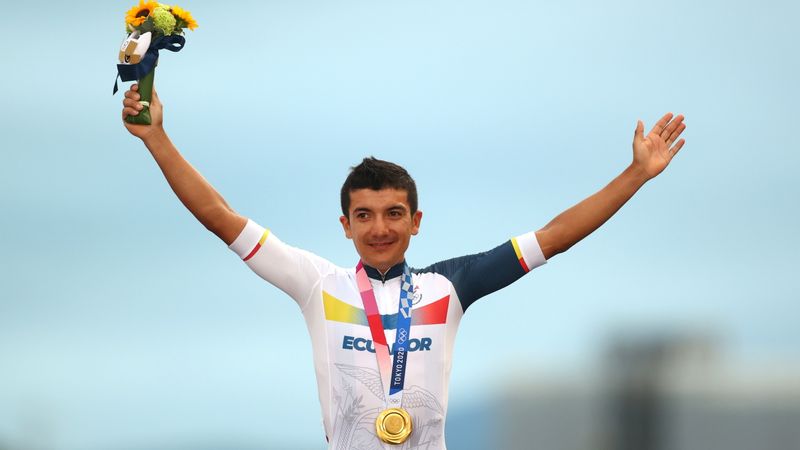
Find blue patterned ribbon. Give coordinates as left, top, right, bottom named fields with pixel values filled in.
left=389, top=266, right=414, bottom=395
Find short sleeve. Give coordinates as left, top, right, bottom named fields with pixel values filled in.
left=229, top=219, right=333, bottom=309
left=417, top=231, right=547, bottom=312
left=510, top=230, right=547, bottom=273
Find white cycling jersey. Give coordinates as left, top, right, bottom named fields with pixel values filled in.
left=229, top=219, right=546, bottom=450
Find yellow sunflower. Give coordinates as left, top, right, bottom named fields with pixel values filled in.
left=170, top=5, right=198, bottom=31
left=125, top=0, right=159, bottom=28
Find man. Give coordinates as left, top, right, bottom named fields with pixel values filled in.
left=121, top=84, right=686, bottom=449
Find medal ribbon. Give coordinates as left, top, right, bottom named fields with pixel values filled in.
left=355, top=261, right=414, bottom=407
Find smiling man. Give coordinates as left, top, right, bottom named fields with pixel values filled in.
left=341, top=186, right=422, bottom=274
left=121, top=83, right=686, bottom=449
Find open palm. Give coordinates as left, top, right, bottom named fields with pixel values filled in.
left=633, top=113, right=687, bottom=179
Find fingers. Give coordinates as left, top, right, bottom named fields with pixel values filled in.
left=649, top=112, right=673, bottom=136
left=122, top=96, right=143, bottom=110
left=670, top=138, right=686, bottom=157
left=666, top=122, right=687, bottom=147
left=122, top=102, right=142, bottom=120
left=122, top=90, right=143, bottom=120
left=122, top=106, right=141, bottom=121
left=122, top=83, right=148, bottom=115
left=121, top=83, right=161, bottom=123
left=660, top=114, right=685, bottom=141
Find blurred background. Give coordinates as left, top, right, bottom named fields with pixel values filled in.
left=1, top=0, right=798, bottom=449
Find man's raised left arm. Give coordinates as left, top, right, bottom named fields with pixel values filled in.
left=535, top=113, right=687, bottom=260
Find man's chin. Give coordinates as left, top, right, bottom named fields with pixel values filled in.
left=363, top=259, right=391, bottom=271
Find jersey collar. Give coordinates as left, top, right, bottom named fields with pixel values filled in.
left=363, top=260, right=406, bottom=282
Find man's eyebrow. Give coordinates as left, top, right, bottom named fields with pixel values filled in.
left=352, top=207, right=372, bottom=213
left=388, top=205, right=407, bottom=212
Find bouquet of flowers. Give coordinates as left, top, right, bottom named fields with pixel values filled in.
left=115, top=1, right=198, bottom=125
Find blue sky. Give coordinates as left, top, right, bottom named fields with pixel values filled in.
left=1, top=0, right=798, bottom=448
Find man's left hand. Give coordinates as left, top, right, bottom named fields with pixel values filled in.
left=632, top=113, right=687, bottom=180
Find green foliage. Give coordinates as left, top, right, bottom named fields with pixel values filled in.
left=139, top=16, right=155, bottom=34
left=152, top=7, right=177, bottom=36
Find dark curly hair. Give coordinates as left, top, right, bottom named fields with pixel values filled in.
left=340, top=157, right=418, bottom=217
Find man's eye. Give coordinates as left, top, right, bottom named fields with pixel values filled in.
left=356, top=213, right=369, bottom=219
left=389, top=210, right=402, bottom=217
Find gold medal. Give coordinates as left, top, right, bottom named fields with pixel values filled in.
left=375, top=407, right=413, bottom=444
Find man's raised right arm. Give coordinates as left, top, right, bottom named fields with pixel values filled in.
left=122, top=83, right=246, bottom=245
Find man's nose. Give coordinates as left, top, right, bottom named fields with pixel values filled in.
left=371, top=216, right=390, bottom=235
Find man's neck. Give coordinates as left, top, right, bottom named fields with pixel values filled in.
left=363, top=260, right=406, bottom=282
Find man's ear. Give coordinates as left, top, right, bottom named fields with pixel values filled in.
left=339, top=215, right=353, bottom=239
left=411, top=210, right=423, bottom=236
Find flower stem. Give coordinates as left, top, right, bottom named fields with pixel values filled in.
left=125, top=63, right=156, bottom=125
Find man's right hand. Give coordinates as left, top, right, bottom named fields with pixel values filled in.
left=122, top=83, right=164, bottom=142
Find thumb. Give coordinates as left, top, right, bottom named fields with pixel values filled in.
left=634, top=119, right=645, bottom=142
left=151, top=86, right=161, bottom=107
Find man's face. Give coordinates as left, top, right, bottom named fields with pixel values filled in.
left=340, top=188, right=423, bottom=272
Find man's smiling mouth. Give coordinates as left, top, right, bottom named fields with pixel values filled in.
left=369, top=241, right=395, bottom=249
